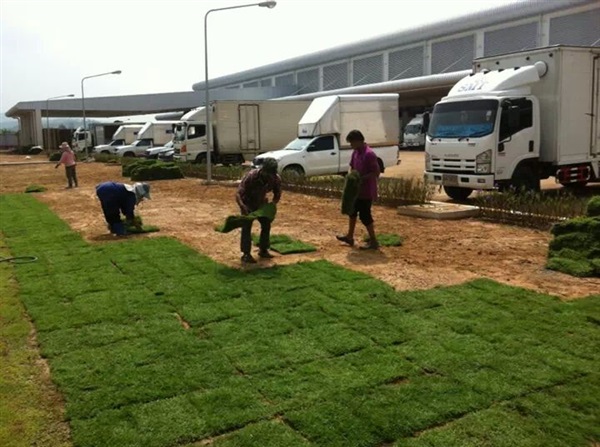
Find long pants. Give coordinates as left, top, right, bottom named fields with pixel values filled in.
left=97, top=198, right=126, bottom=235
left=65, top=165, right=78, bottom=187
left=240, top=217, right=271, bottom=255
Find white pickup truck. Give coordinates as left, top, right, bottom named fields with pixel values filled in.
left=253, top=94, right=400, bottom=176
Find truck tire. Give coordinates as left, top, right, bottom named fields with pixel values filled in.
left=377, top=158, right=385, bottom=174
left=101, top=150, right=110, bottom=154
left=444, top=186, right=473, bottom=201
left=510, top=165, right=540, bottom=193
left=123, top=152, right=135, bottom=158
left=194, top=153, right=207, bottom=164
left=282, top=165, right=305, bottom=178
left=560, top=180, right=588, bottom=190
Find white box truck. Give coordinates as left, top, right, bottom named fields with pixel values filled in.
left=115, top=121, right=176, bottom=157
left=93, top=124, right=143, bottom=154
left=402, top=113, right=429, bottom=150
left=172, top=100, right=311, bottom=164
left=71, top=127, right=95, bottom=153
left=253, top=94, right=400, bottom=176
left=424, top=45, right=600, bottom=200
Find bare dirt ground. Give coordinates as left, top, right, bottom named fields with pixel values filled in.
left=1, top=152, right=598, bottom=300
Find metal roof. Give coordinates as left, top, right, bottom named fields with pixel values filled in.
left=5, top=86, right=295, bottom=119
left=192, top=0, right=594, bottom=91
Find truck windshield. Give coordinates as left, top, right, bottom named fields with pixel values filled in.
left=428, top=100, right=498, bottom=138
left=405, top=124, right=422, bottom=134
left=284, top=138, right=312, bottom=151
left=132, top=139, right=153, bottom=146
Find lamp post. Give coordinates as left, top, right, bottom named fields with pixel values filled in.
left=46, top=94, right=74, bottom=152
left=81, top=70, right=122, bottom=157
left=204, top=1, right=276, bottom=182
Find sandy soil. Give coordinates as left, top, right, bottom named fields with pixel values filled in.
left=0, top=153, right=597, bottom=300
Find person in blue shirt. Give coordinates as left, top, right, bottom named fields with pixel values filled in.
left=95, top=182, right=151, bottom=235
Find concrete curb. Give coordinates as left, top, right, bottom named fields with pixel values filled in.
left=398, top=201, right=480, bottom=220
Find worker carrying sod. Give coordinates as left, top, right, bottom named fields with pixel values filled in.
left=337, top=129, right=380, bottom=250
left=95, top=181, right=151, bottom=236
left=235, top=158, right=281, bottom=264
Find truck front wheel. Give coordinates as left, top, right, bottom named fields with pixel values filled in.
left=194, top=153, right=207, bottom=164
left=123, top=152, right=135, bottom=158
left=444, top=186, right=473, bottom=201
left=510, top=165, right=540, bottom=193
left=282, top=165, right=305, bottom=179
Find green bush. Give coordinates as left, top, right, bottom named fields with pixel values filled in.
left=130, top=162, right=183, bottom=181
left=48, top=152, right=61, bottom=162
left=586, top=195, right=600, bottom=217
left=122, top=159, right=157, bottom=177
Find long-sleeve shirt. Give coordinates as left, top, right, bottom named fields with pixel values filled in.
left=58, top=150, right=76, bottom=167
left=237, top=169, right=281, bottom=212
left=95, top=182, right=136, bottom=221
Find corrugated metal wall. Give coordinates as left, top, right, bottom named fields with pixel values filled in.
left=549, top=9, right=600, bottom=46
left=484, top=22, right=539, bottom=56
left=232, top=4, right=600, bottom=94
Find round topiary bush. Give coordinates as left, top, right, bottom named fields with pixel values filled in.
left=586, top=195, right=600, bottom=217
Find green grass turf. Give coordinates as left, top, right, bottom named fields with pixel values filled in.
left=252, top=234, right=317, bottom=254
left=1, top=193, right=599, bottom=447
left=363, top=233, right=404, bottom=247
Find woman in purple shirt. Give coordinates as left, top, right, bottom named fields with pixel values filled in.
left=336, top=130, right=380, bottom=250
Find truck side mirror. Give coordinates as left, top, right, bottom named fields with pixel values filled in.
left=508, top=106, right=520, bottom=131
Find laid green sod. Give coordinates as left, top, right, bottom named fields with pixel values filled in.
left=1, top=193, right=599, bottom=447
left=364, top=233, right=404, bottom=247
left=252, top=234, right=317, bottom=254
left=0, top=242, right=71, bottom=446
left=122, top=216, right=160, bottom=234
left=24, top=184, right=47, bottom=193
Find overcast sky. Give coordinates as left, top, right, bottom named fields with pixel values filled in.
left=1, top=0, right=519, bottom=116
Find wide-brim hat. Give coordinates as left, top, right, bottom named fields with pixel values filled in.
left=59, top=142, right=70, bottom=149
left=124, top=182, right=151, bottom=202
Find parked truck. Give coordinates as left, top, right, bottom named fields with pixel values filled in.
left=115, top=121, right=177, bottom=157
left=402, top=113, right=429, bottom=150
left=93, top=124, right=143, bottom=154
left=173, top=100, right=311, bottom=164
left=424, top=45, right=600, bottom=200
left=71, top=127, right=95, bottom=153
left=253, top=94, right=400, bottom=176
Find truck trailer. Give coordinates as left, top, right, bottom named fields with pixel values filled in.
left=173, top=100, right=311, bottom=164
left=424, top=45, right=600, bottom=200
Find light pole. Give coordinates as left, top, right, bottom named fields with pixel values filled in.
left=46, top=94, right=74, bottom=152
left=204, top=1, right=276, bottom=182
left=81, top=70, right=122, bottom=157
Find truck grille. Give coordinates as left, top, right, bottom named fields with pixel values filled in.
left=431, top=157, right=475, bottom=174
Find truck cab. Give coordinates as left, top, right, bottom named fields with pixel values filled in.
left=425, top=46, right=600, bottom=201
left=402, top=113, right=429, bottom=150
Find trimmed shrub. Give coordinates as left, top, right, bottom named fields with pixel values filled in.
left=586, top=195, right=600, bottom=217
left=122, top=159, right=157, bottom=177
left=48, top=152, right=61, bottom=161
left=130, top=162, right=184, bottom=181
left=551, top=216, right=600, bottom=237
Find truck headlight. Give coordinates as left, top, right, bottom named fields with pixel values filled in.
left=475, top=149, right=491, bottom=174
left=425, top=152, right=432, bottom=171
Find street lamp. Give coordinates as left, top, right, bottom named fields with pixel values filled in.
left=81, top=70, right=122, bottom=157
left=46, top=94, right=74, bottom=152
left=204, top=1, right=276, bottom=182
